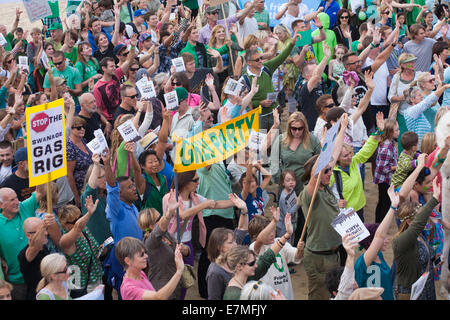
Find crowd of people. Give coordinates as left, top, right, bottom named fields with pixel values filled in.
left=0, top=0, right=449, bottom=301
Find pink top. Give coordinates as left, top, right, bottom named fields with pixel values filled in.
left=120, top=271, right=155, bottom=300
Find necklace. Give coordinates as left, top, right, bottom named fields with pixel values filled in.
left=233, top=276, right=246, bottom=288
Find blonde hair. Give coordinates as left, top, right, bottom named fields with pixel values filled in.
left=420, top=132, right=436, bottom=154
left=416, top=72, right=432, bottom=89
left=243, top=35, right=259, bottom=51
left=398, top=53, right=416, bottom=68
left=0, top=279, right=13, bottom=292
left=36, top=253, right=67, bottom=293
left=209, top=25, right=226, bottom=48
left=57, top=204, right=81, bottom=229
left=380, top=118, right=398, bottom=143
left=282, top=112, right=311, bottom=149
left=138, top=207, right=161, bottom=240
left=435, top=106, right=449, bottom=128
left=216, top=245, right=254, bottom=271
left=240, top=280, right=274, bottom=300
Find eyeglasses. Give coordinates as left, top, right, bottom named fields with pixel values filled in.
left=119, top=51, right=129, bottom=56
left=346, top=60, right=361, bottom=65
left=251, top=57, right=262, bottom=62
left=172, top=81, right=181, bottom=86
left=66, top=216, right=80, bottom=225
left=324, top=103, right=335, bottom=109
left=6, top=59, right=14, bottom=64
left=130, top=67, right=139, bottom=72
left=53, top=60, right=64, bottom=66
left=126, top=94, right=138, bottom=99
left=245, top=260, right=256, bottom=267
left=382, top=11, right=390, bottom=15
left=340, top=15, right=349, bottom=19
left=192, top=177, right=199, bottom=183
left=324, top=167, right=331, bottom=174
left=72, top=125, right=85, bottom=130
left=55, top=266, right=68, bottom=274
left=290, top=126, right=304, bottom=131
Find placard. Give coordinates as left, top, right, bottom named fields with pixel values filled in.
left=18, top=56, right=28, bottom=71
left=117, top=119, right=142, bottom=143
left=330, top=207, right=370, bottom=242
left=87, top=138, right=104, bottom=155
left=41, top=51, right=50, bottom=69
left=136, top=77, right=157, bottom=99
left=171, top=57, right=186, bottom=72
left=266, top=92, right=277, bottom=101
left=0, top=34, right=7, bottom=48
left=26, top=98, right=67, bottom=187
left=314, top=118, right=340, bottom=175
left=23, top=0, right=52, bottom=23
left=164, top=91, right=179, bottom=111
left=247, top=131, right=266, bottom=151
left=93, top=129, right=108, bottom=153
left=296, top=30, right=312, bottom=47
left=224, top=78, right=243, bottom=96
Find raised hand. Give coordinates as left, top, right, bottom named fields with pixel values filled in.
left=365, top=69, right=374, bottom=90
left=174, top=244, right=185, bottom=273
left=375, top=111, right=384, bottom=132
left=270, top=206, right=280, bottom=223
left=432, top=176, right=441, bottom=200
left=85, top=195, right=99, bottom=215
left=342, top=233, right=359, bottom=257
left=92, top=153, right=101, bottom=164
left=167, top=189, right=181, bottom=214
left=417, top=152, right=428, bottom=168
left=229, top=193, right=247, bottom=211
left=124, top=141, right=137, bottom=153
left=284, top=213, right=293, bottom=237
left=387, top=184, right=399, bottom=208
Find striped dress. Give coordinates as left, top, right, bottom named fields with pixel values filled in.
left=404, top=93, right=437, bottom=145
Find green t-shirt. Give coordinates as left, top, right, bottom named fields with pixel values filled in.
left=81, top=184, right=111, bottom=245
left=3, top=32, right=14, bottom=52
left=43, top=65, right=82, bottom=104
left=253, top=9, right=270, bottom=28
left=351, top=40, right=360, bottom=54
left=46, top=0, right=60, bottom=18
left=179, top=41, right=229, bottom=68
left=0, top=193, right=39, bottom=284
left=64, top=47, right=78, bottom=66
left=75, top=59, right=99, bottom=93
left=120, top=4, right=133, bottom=24
left=407, top=0, right=425, bottom=26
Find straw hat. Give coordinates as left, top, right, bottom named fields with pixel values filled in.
left=139, top=131, right=158, bottom=150
left=348, top=287, right=384, bottom=300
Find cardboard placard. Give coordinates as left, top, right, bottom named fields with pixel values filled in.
left=136, top=77, right=157, bottom=99
left=117, top=119, right=142, bottom=143
left=314, top=118, right=341, bottom=175
left=247, top=131, right=266, bottom=151
left=266, top=92, right=277, bottom=101
left=18, top=56, right=29, bottom=71
left=23, top=0, right=52, bottom=23
left=224, top=78, right=243, bottom=96
left=330, top=207, right=370, bottom=242
left=164, top=91, right=179, bottom=111
left=0, top=34, right=8, bottom=47
left=171, top=57, right=186, bottom=72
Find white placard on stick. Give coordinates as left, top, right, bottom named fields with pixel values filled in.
left=314, top=118, right=341, bottom=175
left=224, top=78, right=243, bottom=96
left=164, top=91, right=179, bottom=111
left=171, top=57, right=186, bottom=72
left=136, top=77, right=157, bottom=99
left=330, top=207, right=370, bottom=242
left=117, top=119, right=142, bottom=143
left=23, top=0, right=52, bottom=23
left=247, top=131, right=267, bottom=151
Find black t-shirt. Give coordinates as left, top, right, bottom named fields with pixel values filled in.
left=297, top=81, right=323, bottom=131
left=189, top=67, right=214, bottom=95
left=94, top=42, right=118, bottom=65
left=0, top=173, right=35, bottom=201
left=78, top=112, right=102, bottom=143
left=114, top=105, right=134, bottom=120
left=18, top=245, right=50, bottom=300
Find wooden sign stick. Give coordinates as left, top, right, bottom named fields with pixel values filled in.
left=299, top=170, right=323, bottom=243
left=220, top=2, right=235, bottom=74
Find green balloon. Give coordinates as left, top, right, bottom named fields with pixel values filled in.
left=358, top=11, right=367, bottom=20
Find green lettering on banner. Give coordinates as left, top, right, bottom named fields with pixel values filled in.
left=180, top=140, right=193, bottom=166
left=200, top=137, right=214, bottom=161
left=234, top=118, right=246, bottom=142
left=217, top=128, right=232, bottom=154
left=244, top=113, right=256, bottom=133
left=226, top=123, right=240, bottom=148
left=193, top=139, right=204, bottom=163
left=208, top=131, right=224, bottom=155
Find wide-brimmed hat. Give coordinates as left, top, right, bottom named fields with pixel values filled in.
left=139, top=131, right=158, bottom=150
left=348, top=287, right=384, bottom=300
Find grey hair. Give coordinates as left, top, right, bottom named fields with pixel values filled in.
left=153, top=72, right=170, bottom=91
left=240, top=280, right=275, bottom=300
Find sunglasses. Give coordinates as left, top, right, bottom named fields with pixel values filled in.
left=245, top=260, right=256, bottom=267
left=346, top=60, right=361, bottom=65
left=290, top=126, right=304, bottom=131
left=340, top=15, right=349, bottom=19
left=72, top=125, right=85, bottom=130
left=130, top=67, right=139, bottom=72
left=119, top=51, right=129, bottom=56
left=324, top=103, right=335, bottom=109
left=172, top=81, right=181, bottom=86
left=210, top=11, right=219, bottom=14
left=55, top=266, right=68, bottom=274
left=139, top=250, right=146, bottom=257
left=382, top=11, right=390, bottom=15
left=126, top=94, right=138, bottom=99
left=324, top=167, right=331, bottom=174
left=53, top=60, right=64, bottom=66
left=192, top=177, right=199, bottom=183
left=66, top=216, right=80, bottom=225
left=6, top=59, right=14, bottom=64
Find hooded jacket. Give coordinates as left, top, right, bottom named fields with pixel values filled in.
left=312, top=12, right=337, bottom=64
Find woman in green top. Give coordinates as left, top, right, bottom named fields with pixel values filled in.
left=57, top=196, right=104, bottom=298
left=75, top=41, right=101, bottom=93
left=393, top=177, right=441, bottom=300
left=61, top=30, right=78, bottom=66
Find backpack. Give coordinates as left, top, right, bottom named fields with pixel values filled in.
left=333, top=170, right=344, bottom=200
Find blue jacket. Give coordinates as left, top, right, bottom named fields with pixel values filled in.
left=318, top=0, right=340, bottom=30
left=88, top=30, right=112, bottom=53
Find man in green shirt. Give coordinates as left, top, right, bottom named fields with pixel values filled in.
left=0, top=185, right=45, bottom=300
left=46, top=22, right=64, bottom=51
left=0, top=8, right=22, bottom=52
left=253, top=0, right=270, bottom=30
left=43, top=51, right=82, bottom=105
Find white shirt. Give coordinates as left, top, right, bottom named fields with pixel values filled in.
left=238, top=17, right=258, bottom=41
left=0, top=165, right=12, bottom=184
left=171, top=108, right=194, bottom=139
left=363, top=57, right=389, bottom=106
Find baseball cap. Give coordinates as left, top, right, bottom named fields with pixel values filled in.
left=14, top=147, right=27, bottom=163
left=139, top=32, right=152, bottom=43
left=48, top=22, right=63, bottom=31
left=134, top=9, right=148, bottom=17
left=113, top=43, right=127, bottom=56
left=205, top=5, right=220, bottom=14
left=175, top=87, right=189, bottom=102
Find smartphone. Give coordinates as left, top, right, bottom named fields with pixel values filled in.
left=434, top=256, right=442, bottom=267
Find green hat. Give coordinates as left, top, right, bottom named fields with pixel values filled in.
left=175, top=87, right=188, bottom=102
left=48, top=22, right=63, bottom=31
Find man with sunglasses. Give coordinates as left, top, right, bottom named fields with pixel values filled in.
left=115, top=84, right=141, bottom=119
left=43, top=50, right=82, bottom=105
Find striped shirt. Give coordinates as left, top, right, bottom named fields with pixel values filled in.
left=404, top=93, right=437, bottom=145
left=373, top=140, right=398, bottom=184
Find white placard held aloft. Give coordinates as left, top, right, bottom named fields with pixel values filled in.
left=266, top=92, right=277, bottom=102
left=0, top=34, right=8, bottom=48
left=117, top=119, right=142, bottom=143
left=330, top=207, right=370, bottom=242
left=23, top=0, right=52, bottom=23
left=18, top=56, right=29, bottom=71
left=87, top=138, right=104, bottom=155
left=171, top=57, right=186, bottom=72
left=224, top=78, right=243, bottom=96
left=164, top=91, right=179, bottom=111
left=94, top=129, right=108, bottom=153
left=314, top=118, right=341, bottom=175
left=41, top=51, right=50, bottom=70
left=136, top=77, right=157, bottom=99
left=247, top=131, right=267, bottom=151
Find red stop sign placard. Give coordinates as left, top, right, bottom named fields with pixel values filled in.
left=31, top=112, right=49, bottom=133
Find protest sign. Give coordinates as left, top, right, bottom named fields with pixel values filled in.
left=26, top=98, right=66, bottom=187
left=94, top=129, right=108, bottom=152
left=117, top=119, right=142, bottom=143
left=296, top=30, right=312, bottom=47
left=224, top=78, right=243, bottom=96
left=0, top=34, right=8, bottom=47
left=331, top=208, right=370, bottom=242
left=247, top=131, right=266, bottom=151
left=172, top=57, right=186, bottom=72
left=87, top=138, right=104, bottom=155
left=23, top=0, right=52, bottom=22
left=173, top=107, right=261, bottom=172
left=136, top=77, right=157, bottom=99
left=314, top=118, right=341, bottom=175
left=18, top=56, right=28, bottom=71
left=266, top=92, right=277, bottom=102
left=164, top=91, right=179, bottom=110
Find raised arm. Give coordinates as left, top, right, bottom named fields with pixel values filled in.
left=307, top=42, right=331, bottom=93
left=88, top=154, right=101, bottom=189
left=398, top=153, right=427, bottom=203
left=111, top=5, right=122, bottom=46
left=124, top=141, right=146, bottom=196
left=254, top=206, right=279, bottom=254
left=351, top=70, right=374, bottom=123
left=121, top=34, right=138, bottom=74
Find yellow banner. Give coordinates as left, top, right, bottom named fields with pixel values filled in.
left=26, top=98, right=67, bottom=187
left=173, top=107, right=261, bottom=172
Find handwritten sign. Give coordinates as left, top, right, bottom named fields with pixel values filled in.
left=136, top=77, right=156, bottom=99
left=164, top=91, right=179, bottom=111
left=247, top=131, right=266, bottom=151
left=330, top=207, right=370, bottom=242
left=23, top=0, right=52, bottom=23
left=117, top=119, right=142, bottom=143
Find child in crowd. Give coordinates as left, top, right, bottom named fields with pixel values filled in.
left=97, top=0, right=115, bottom=35
left=276, top=170, right=298, bottom=246
left=391, top=131, right=420, bottom=190
left=328, top=44, right=347, bottom=89
left=0, top=279, right=12, bottom=300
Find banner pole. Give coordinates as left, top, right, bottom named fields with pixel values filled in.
left=299, top=170, right=323, bottom=243
left=221, top=2, right=235, bottom=74
left=174, top=140, right=181, bottom=244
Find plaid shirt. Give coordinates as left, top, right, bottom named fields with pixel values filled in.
left=373, top=140, right=398, bottom=184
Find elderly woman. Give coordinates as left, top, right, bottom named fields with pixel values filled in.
left=393, top=178, right=441, bottom=300
left=415, top=72, right=442, bottom=131
left=402, top=82, right=450, bottom=145
left=115, top=236, right=184, bottom=300
left=57, top=196, right=104, bottom=298
left=67, top=116, right=93, bottom=208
